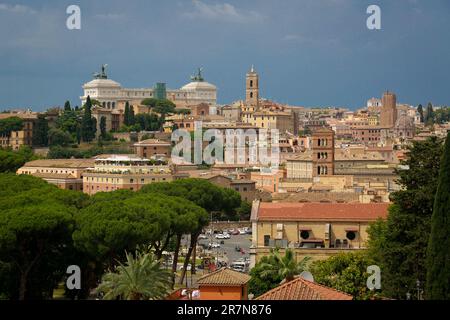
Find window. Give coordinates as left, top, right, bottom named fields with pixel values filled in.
left=264, top=235, right=270, bottom=247
left=250, top=80, right=253, bottom=87
left=250, top=92, right=253, bottom=98
left=300, top=230, right=310, bottom=240
left=130, top=179, right=134, bottom=183
left=141, top=179, right=144, bottom=183
left=346, top=231, right=356, bottom=240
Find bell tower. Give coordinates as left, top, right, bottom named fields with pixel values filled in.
left=312, top=127, right=335, bottom=177
left=245, top=65, right=259, bottom=109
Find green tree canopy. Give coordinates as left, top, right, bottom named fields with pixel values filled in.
left=64, top=100, right=71, bottom=111
left=48, top=128, right=74, bottom=147
left=367, top=137, right=443, bottom=299
left=0, top=174, right=87, bottom=300
left=249, top=249, right=310, bottom=297
left=0, top=117, right=23, bottom=136
left=141, top=98, right=176, bottom=115
left=96, top=250, right=172, bottom=300
left=426, top=133, right=450, bottom=299
left=99, top=116, right=107, bottom=139
left=32, top=114, right=49, bottom=147
left=0, top=146, right=36, bottom=173
left=310, top=252, right=376, bottom=300
left=81, top=96, right=96, bottom=142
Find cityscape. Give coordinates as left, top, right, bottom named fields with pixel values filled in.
left=0, top=0, right=449, bottom=311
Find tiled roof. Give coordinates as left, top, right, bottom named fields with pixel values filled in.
left=32, top=172, right=79, bottom=179
left=21, top=159, right=95, bottom=168
left=256, top=202, right=389, bottom=222
left=256, top=277, right=353, bottom=300
left=197, top=268, right=251, bottom=286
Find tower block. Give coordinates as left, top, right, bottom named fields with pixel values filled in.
left=245, top=65, right=259, bottom=109
left=312, top=127, right=335, bottom=177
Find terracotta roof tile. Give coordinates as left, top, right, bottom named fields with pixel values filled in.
left=256, top=277, right=353, bottom=300
left=197, top=268, right=251, bottom=286
left=256, top=202, right=389, bottom=222
left=21, top=159, right=95, bottom=168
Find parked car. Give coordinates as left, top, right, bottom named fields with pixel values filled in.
left=209, top=242, right=221, bottom=248
left=230, top=261, right=247, bottom=273
left=215, top=233, right=230, bottom=239
left=231, top=230, right=240, bottom=235
left=198, top=234, right=208, bottom=240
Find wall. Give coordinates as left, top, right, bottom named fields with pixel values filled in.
left=199, top=285, right=245, bottom=300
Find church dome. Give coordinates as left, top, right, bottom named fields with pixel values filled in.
left=83, top=78, right=122, bottom=89
left=181, top=80, right=216, bottom=91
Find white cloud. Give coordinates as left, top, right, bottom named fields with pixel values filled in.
left=184, top=0, right=263, bottom=23
left=0, top=3, right=36, bottom=14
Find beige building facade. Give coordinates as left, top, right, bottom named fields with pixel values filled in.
left=249, top=201, right=389, bottom=267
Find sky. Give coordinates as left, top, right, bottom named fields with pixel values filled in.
left=0, top=0, right=449, bottom=111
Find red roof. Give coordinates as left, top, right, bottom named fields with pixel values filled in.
left=256, top=277, right=353, bottom=300
left=256, top=202, right=389, bottom=222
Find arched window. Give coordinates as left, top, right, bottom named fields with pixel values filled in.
left=317, top=166, right=321, bottom=175
left=318, top=139, right=321, bottom=146
left=250, top=80, right=253, bottom=88
left=250, top=92, right=253, bottom=98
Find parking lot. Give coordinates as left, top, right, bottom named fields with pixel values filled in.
left=196, top=232, right=251, bottom=266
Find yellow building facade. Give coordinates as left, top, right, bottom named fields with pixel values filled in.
left=249, top=201, right=389, bottom=267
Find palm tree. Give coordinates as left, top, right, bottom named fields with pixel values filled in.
left=96, top=250, right=172, bottom=300
left=260, top=248, right=311, bottom=283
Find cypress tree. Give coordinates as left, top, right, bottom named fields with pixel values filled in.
left=426, top=132, right=450, bottom=299
left=76, top=124, right=82, bottom=145
left=417, top=104, right=424, bottom=123
left=64, top=100, right=71, bottom=112
left=124, top=102, right=130, bottom=126
left=100, top=116, right=107, bottom=139
left=129, top=105, right=135, bottom=125
left=425, top=102, right=434, bottom=125
left=32, top=114, right=49, bottom=146
left=82, top=96, right=94, bottom=142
